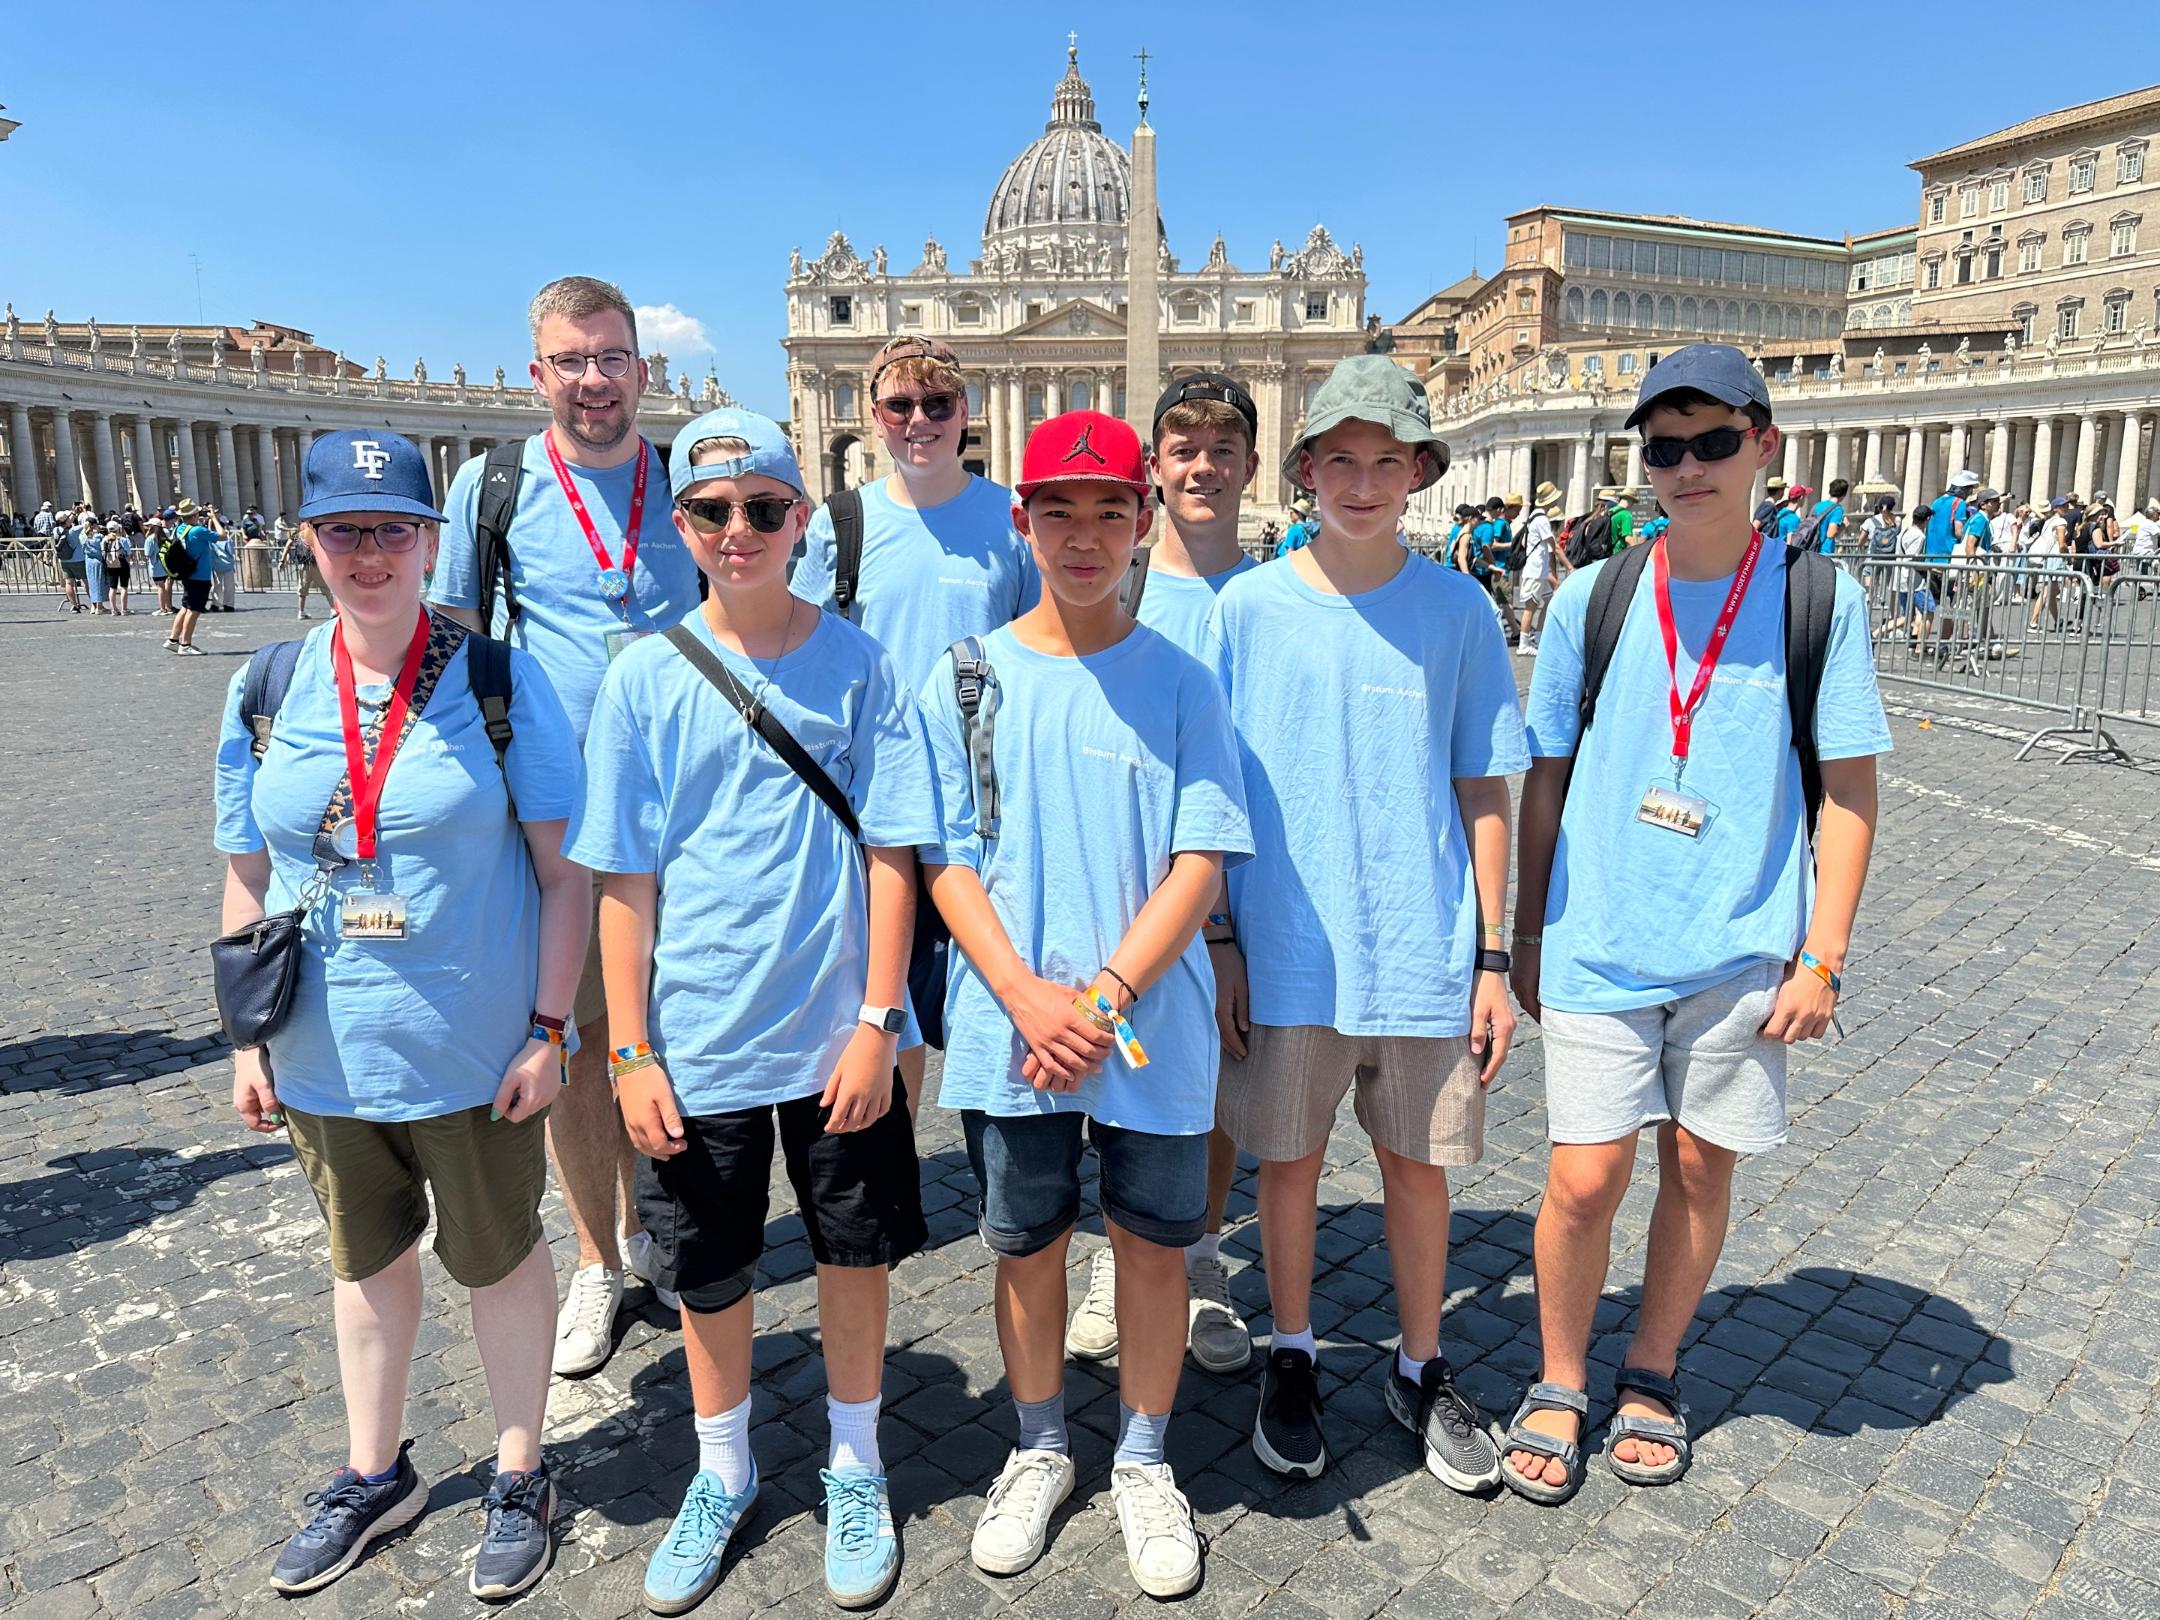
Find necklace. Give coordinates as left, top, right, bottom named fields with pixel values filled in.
left=741, top=599, right=799, bottom=714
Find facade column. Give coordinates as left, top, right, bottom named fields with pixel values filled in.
left=253, top=424, right=279, bottom=519
left=1822, top=430, right=1844, bottom=492
left=175, top=420, right=202, bottom=501
left=1987, top=417, right=2013, bottom=495
left=1862, top=426, right=1885, bottom=485
left=280, top=429, right=303, bottom=517
left=1781, top=428, right=1802, bottom=485
left=51, top=410, right=82, bottom=507
left=2115, top=411, right=2145, bottom=516
left=88, top=410, right=121, bottom=512
left=453, top=434, right=473, bottom=472
left=2029, top=417, right=2056, bottom=507
left=1624, top=437, right=1644, bottom=488
left=9, top=402, right=39, bottom=513
left=1901, top=423, right=1926, bottom=512
left=215, top=421, right=243, bottom=515
left=1007, top=372, right=1026, bottom=489
left=130, top=416, right=160, bottom=509
left=2071, top=412, right=2099, bottom=501
left=1046, top=377, right=1064, bottom=417
left=1566, top=435, right=1591, bottom=513
left=1946, top=421, right=1968, bottom=483
left=2010, top=420, right=2034, bottom=502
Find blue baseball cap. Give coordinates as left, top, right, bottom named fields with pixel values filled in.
left=1624, top=342, right=1772, bottom=431
left=669, top=408, right=804, bottom=500
left=299, top=429, right=446, bottom=522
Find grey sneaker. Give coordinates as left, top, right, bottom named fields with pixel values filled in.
left=1065, top=1245, right=1118, bottom=1360
left=469, top=1469, right=554, bottom=1600
left=268, top=1442, right=426, bottom=1594
left=1186, top=1253, right=1251, bottom=1373
left=1386, top=1356, right=1502, bottom=1492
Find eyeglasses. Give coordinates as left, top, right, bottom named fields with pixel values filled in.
left=874, top=391, right=960, bottom=427
left=675, top=496, right=799, bottom=534
left=1640, top=426, right=1760, bottom=470
left=311, top=521, right=424, bottom=553
left=543, top=349, right=636, bottom=381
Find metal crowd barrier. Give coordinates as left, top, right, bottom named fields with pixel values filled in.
left=0, top=539, right=318, bottom=595
left=1852, top=554, right=2160, bottom=764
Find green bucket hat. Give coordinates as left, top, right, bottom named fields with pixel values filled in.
left=1283, top=355, right=1449, bottom=493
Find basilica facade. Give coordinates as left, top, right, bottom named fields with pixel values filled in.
left=779, top=44, right=1371, bottom=524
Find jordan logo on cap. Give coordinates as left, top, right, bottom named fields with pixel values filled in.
left=351, top=440, right=392, bottom=480
left=1062, top=424, right=1107, bottom=466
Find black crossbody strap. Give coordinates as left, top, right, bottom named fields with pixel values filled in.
left=662, top=624, right=861, bottom=840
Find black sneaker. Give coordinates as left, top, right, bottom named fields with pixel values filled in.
left=268, top=1441, right=426, bottom=1594
left=1254, top=1346, right=1328, bottom=1477
left=1386, top=1356, right=1502, bottom=1493
left=469, top=1468, right=555, bottom=1601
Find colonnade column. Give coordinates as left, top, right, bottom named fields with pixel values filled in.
left=1624, top=437, right=1644, bottom=488
left=2116, top=412, right=2146, bottom=516
left=254, top=424, right=279, bottom=519
left=175, top=420, right=202, bottom=502
left=1987, top=417, right=2012, bottom=495
left=51, top=410, right=82, bottom=507
left=2072, top=412, right=2099, bottom=501
left=130, top=416, right=160, bottom=509
left=1946, top=422, right=1968, bottom=484
left=86, top=410, right=120, bottom=512
left=1862, top=426, right=1885, bottom=485
left=1900, top=424, right=1925, bottom=512
left=280, top=429, right=303, bottom=517
left=214, top=422, right=243, bottom=515
left=2030, top=418, right=2056, bottom=507
left=1566, top=436, right=1590, bottom=513
left=9, top=403, right=38, bottom=513
left=1781, top=428, right=1802, bottom=486
left=1822, top=430, right=1844, bottom=492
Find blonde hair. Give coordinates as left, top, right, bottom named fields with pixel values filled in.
left=870, top=354, right=966, bottom=397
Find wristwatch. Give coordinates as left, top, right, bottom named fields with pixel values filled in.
left=859, top=1003, right=907, bottom=1035
left=1475, top=948, right=1512, bottom=974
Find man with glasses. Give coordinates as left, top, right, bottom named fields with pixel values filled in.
left=792, top=336, right=1039, bottom=1113
left=431, top=275, right=701, bottom=1379
left=1503, top=344, right=1887, bottom=1504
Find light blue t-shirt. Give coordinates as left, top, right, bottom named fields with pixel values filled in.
left=792, top=476, right=1040, bottom=692
left=1924, top=494, right=1969, bottom=559
left=566, top=610, right=939, bottom=1115
left=212, top=626, right=581, bottom=1121
left=1965, top=510, right=1995, bottom=553
left=1521, top=544, right=1893, bottom=1013
left=1276, top=522, right=1313, bottom=557
left=430, top=436, right=701, bottom=743
left=1810, top=499, right=1843, bottom=554
left=918, top=624, right=1253, bottom=1136
left=1134, top=554, right=1259, bottom=657
left=1204, top=555, right=1530, bottom=1037
left=1774, top=507, right=1801, bottom=540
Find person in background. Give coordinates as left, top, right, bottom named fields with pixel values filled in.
left=102, top=518, right=134, bottom=616
left=209, top=509, right=241, bottom=612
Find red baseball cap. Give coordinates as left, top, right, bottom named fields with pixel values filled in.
left=1015, top=410, right=1149, bottom=499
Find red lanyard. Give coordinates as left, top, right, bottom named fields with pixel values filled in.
left=331, top=610, right=432, bottom=861
left=1652, top=532, right=1762, bottom=768
left=543, top=430, right=646, bottom=595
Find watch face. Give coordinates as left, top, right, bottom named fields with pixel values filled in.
left=879, top=1007, right=906, bottom=1034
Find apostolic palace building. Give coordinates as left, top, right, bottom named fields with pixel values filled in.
left=3, top=67, right=2160, bottom=540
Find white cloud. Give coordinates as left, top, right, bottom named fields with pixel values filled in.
left=634, top=303, right=711, bottom=354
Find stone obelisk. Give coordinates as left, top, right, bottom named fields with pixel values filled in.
left=1124, top=48, right=1160, bottom=437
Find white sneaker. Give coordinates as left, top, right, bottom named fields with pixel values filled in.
left=970, top=1448, right=1075, bottom=1575
left=1186, top=1254, right=1251, bottom=1373
left=1065, top=1245, right=1119, bottom=1360
left=1110, top=1461, right=1201, bottom=1598
left=552, top=1264, right=623, bottom=1376
left=622, top=1230, right=681, bottom=1311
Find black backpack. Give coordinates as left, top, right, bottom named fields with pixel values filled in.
left=827, top=486, right=866, bottom=621
left=238, top=628, right=518, bottom=816
left=472, top=437, right=666, bottom=630
left=1566, top=509, right=1614, bottom=569
left=1575, top=542, right=1837, bottom=841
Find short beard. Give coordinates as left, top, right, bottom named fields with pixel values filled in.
left=553, top=392, right=633, bottom=454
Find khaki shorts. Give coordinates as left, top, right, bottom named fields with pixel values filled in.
left=1217, top=1023, right=1485, bottom=1167
left=283, top=1102, right=550, bottom=1287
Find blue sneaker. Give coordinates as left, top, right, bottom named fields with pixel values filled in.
left=821, top=1467, right=899, bottom=1609
left=268, top=1442, right=426, bottom=1594
left=469, top=1468, right=555, bottom=1601
left=644, top=1465, right=758, bottom=1616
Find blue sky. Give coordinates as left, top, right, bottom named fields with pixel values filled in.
left=8, top=2, right=2159, bottom=415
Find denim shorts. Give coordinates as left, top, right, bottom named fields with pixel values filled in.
left=961, top=1109, right=1208, bottom=1257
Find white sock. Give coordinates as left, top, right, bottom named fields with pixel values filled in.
left=1184, top=1232, right=1222, bottom=1272
left=1272, top=1325, right=1317, bottom=1360
left=1398, top=1347, right=1430, bottom=1383
left=827, top=1392, right=883, bottom=1475
left=694, top=1394, right=753, bottom=1494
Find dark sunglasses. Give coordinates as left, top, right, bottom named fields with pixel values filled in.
left=675, top=495, right=799, bottom=534
left=311, top=520, right=423, bottom=553
left=1641, top=426, right=1760, bottom=470
left=874, top=390, right=959, bottom=427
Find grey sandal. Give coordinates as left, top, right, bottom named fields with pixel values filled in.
left=1606, top=1367, right=1692, bottom=1486
left=1500, top=1382, right=1589, bottom=1505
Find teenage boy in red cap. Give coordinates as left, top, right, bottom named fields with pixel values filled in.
left=917, top=410, right=1252, bottom=1599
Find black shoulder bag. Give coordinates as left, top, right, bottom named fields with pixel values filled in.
left=661, top=624, right=860, bottom=838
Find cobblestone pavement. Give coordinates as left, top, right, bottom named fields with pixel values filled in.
left=5, top=591, right=2159, bottom=1620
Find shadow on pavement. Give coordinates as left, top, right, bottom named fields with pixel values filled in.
left=0, top=1141, right=286, bottom=1265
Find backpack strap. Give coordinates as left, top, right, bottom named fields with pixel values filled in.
left=1576, top=542, right=1656, bottom=740
left=1119, top=546, right=1153, bottom=616
left=465, top=631, right=517, bottom=820
left=949, top=635, right=1001, bottom=841
left=241, top=637, right=307, bottom=762
left=661, top=624, right=861, bottom=839
left=1783, top=545, right=1836, bottom=847
left=828, top=487, right=866, bottom=622
left=473, top=439, right=527, bottom=631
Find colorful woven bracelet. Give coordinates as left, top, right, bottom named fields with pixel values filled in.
left=1798, top=951, right=1842, bottom=994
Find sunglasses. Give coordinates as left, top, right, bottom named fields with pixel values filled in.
left=311, top=520, right=424, bottom=553
left=675, top=496, right=799, bottom=534
left=1640, top=426, right=1761, bottom=470
left=874, top=391, right=959, bottom=427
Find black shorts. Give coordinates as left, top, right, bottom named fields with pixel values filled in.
left=906, top=900, right=952, bottom=1051
left=634, top=1075, right=926, bottom=1314
left=180, top=577, right=211, bottom=612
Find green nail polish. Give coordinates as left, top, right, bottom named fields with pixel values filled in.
left=489, top=1107, right=501, bottom=1122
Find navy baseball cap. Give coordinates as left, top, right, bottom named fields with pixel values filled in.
left=300, top=430, right=446, bottom=522
left=1624, top=342, right=1771, bottom=431
left=1151, top=371, right=1259, bottom=442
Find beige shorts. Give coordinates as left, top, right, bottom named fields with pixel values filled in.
left=1217, top=1023, right=1485, bottom=1166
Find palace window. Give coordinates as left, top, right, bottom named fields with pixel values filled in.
left=2059, top=301, right=2082, bottom=340
left=2012, top=303, right=2037, bottom=344
left=1618, top=352, right=1638, bottom=375
left=1959, top=183, right=1980, bottom=218
left=1589, top=288, right=1609, bottom=326
left=2105, top=292, right=2131, bottom=334
left=2064, top=226, right=2090, bottom=266
left=1679, top=244, right=1701, bottom=277
left=2025, top=167, right=2049, bottom=204
left=1658, top=294, right=1676, bottom=329
left=2111, top=214, right=2140, bottom=257
left=1026, top=383, right=1045, bottom=420
left=1927, top=191, right=1947, bottom=225
left=953, top=299, right=982, bottom=325
left=1613, top=291, right=1632, bottom=326
left=1565, top=286, right=1585, bottom=325
left=1304, top=293, right=1328, bottom=320
left=1679, top=295, right=1697, bottom=329
left=1176, top=291, right=1204, bottom=323
left=2018, top=233, right=2044, bottom=273
left=1923, top=257, right=1942, bottom=290
left=827, top=295, right=853, bottom=325
left=900, top=303, right=923, bottom=327
left=966, top=381, right=984, bottom=415
left=1985, top=244, right=2003, bottom=279
left=2070, top=154, right=2097, bottom=193
left=1234, top=300, right=1256, bottom=324
left=832, top=383, right=856, bottom=418
left=2121, top=144, right=2147, bottom=184
left=1989, top=177, right=2010, bottom=212
left=1805, top=306, right=1824, bottom=339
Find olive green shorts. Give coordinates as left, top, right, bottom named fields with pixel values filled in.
left=283, top=1102, right=549, bottom=1287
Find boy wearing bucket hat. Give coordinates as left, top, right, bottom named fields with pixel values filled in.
left=1204, top=355, right=1527, bottom=1492
left=918, top=409, right=1251, bottom=1597
left=567, top=408, right=936, bottom=1612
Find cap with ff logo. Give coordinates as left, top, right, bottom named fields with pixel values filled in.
left=1015, top=410, right=1149, bottom=499
left=300, top=429, right=446, bottom=522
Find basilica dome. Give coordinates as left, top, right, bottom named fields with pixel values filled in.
left=982, top=46, right=1135, bottom=244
